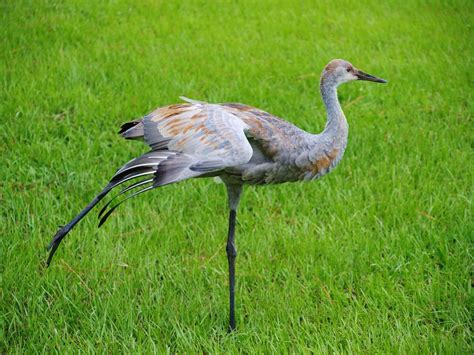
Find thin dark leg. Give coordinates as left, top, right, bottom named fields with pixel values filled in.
left=226, top=209, right=237, bottom=332
left=46, top=183, right=115, bottom=266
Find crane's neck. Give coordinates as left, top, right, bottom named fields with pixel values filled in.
left=301, top=76, right=349, bottom=180
left=320, top=77, right=349, bottom=148
left=298, top=69, right=350, bottom=181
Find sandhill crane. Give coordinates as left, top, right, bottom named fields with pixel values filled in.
left=47, top=59, right=386, bottom=331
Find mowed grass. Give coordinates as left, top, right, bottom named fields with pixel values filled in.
left=1, top=0, right=472, bottom=352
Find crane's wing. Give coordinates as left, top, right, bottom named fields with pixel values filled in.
left=106, top=99, right=255, bottom=219
left=140, top=97, right=253, bottom=170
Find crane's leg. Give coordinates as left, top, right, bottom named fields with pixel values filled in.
left=225, top=183, right=242, bottom=332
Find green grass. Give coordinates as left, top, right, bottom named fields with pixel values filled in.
left=1, top=0, right=473, bottom=352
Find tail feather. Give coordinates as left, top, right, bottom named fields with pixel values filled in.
left=110, top=167, right=155, bottom=186
left=97, top=178, right=153, bottom=220
left=112, top=152, right=173, bottom=180
left=152, top=154, right=196, bottom=187
left=98, top=185, right=155, bottom=227
left=97, top=154, right=200, bottom=225
left=119, top=120, right=144, bottom=140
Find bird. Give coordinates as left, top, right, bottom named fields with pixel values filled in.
left=47, top=59, right=386, bottom=331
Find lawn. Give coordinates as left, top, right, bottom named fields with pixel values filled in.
left=1, top=0, right=472, bottom=352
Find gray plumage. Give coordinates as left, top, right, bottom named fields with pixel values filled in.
left=47, top=59, right=387, bottom=331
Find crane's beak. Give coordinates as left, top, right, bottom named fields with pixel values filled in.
left=355, top=70, right=387, bottom=83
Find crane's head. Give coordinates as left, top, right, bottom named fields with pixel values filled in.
left=322, top=59, right=387, bottom=87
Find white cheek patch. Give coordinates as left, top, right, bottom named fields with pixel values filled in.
left=346, top=72, right=358, bottom=81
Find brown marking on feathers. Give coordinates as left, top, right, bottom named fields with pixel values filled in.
left=163, top=120, right=187, bottom=136
left=194, top=122, right=206, bottom=131
left=182, top=125, right=193, bottom=135
left=163, top=119, right=184, bottom=129
left=239, top=113, right=285, bottom=159
left=310, top=148, right=340, bottom=173
left=324, top=59, right=344, bottom=73
left=166, top=126, right=182, bottom=136
left=175, top=113, right=206, bottom=135
left=200, top=127, right=212, bottom=136
left=203, top=138, right=219, bottom=149
left=158, top=108, right=177, bottom=120
left=238, top=111, right=268, bottom=136
left=242, top=115, right=265, bottom=132
left=156, top=104, right=189, bottom=120
left=174, top=136, right=192, bottom=148
left=224, top=103, right=253, bottom=111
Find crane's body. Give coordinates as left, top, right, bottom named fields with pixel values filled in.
left=47, top=59, right=386, bottom=331
left=119, top=99, right=345, bottom=185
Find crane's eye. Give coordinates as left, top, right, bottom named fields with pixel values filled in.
left=346, top=67, right=351, bottom=72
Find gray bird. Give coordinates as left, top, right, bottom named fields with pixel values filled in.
left=47, top=59, right=386, bottom=331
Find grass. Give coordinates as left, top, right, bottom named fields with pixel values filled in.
left=1, top=0, right=472, bottom=352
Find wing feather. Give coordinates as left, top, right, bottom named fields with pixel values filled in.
left=143, top=101, right=253, bottom=170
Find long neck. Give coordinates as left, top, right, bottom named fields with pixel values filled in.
left=319, top=77, right=349, bottom=149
